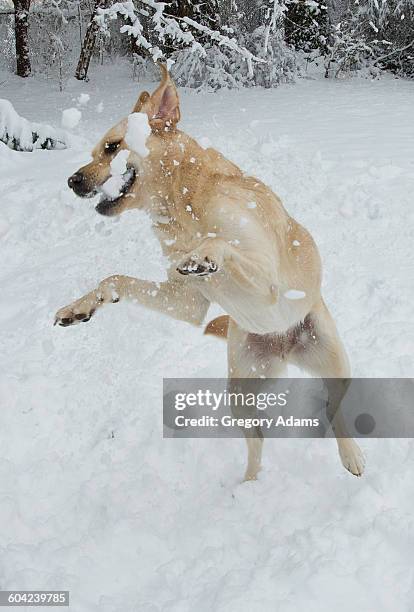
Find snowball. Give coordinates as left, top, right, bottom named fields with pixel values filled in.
left=110, top=149, right=129, bottom=175
left=61, top=108, right=81, bottom=130
left=99, top=177, right=123, bottom=200
left=292, top=240, right=301, bottom=246
left=100, top=150, right=129, bottom=199
left=284, top=289, right=306, bottom=300
left=125, top=112, right=151, bottom=157
left=77, top=93, right=90, bottom=106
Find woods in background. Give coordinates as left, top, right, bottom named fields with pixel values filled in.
left=0, top=0, right=413, bottom=88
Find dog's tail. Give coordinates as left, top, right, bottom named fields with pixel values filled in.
left=204, top=315, right=230, bottom=340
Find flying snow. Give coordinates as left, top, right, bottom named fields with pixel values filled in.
left=125, top=112, right=151, bottom=157
left=77, top=93, right=90, bottom=106
left=61, top=107, right=81, bottom=130
left=284, top=289, right=306, bottom=300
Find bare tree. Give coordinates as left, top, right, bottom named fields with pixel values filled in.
left=75, top=0, right=111, bottom=81
left=13, top=0, right=31, bottom=77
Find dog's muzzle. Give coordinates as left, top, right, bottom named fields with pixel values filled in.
left=68, top=172, right=96, bottom=198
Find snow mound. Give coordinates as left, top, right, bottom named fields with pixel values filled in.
left=0, top=99, right=67, bottom=152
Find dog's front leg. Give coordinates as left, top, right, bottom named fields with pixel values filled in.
left=176, top=238, right=226, bottom=277
left=54, top=276, right=209, bottom=327
left=177, top=237, right=277, bottom=301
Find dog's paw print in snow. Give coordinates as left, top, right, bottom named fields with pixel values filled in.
left=177, top=255, right=219, bottom=276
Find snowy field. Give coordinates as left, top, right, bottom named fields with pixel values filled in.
left=1, top=64, right=414, bottom=611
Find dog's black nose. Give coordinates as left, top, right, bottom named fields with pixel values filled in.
left=68, top=172, right=83, bottom=190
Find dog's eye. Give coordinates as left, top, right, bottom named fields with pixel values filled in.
left=104, top=141, right=121, bottom=154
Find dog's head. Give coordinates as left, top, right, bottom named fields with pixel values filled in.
left=67, top=64, right=180, bottom=216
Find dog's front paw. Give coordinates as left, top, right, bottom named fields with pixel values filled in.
left=338, top=439, right=365, bottom=477
left=54, top=301, right=96, bottom=327
left=177, top=255, right=219, bottom=277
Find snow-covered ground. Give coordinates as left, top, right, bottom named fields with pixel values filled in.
left=1, top=64, right=414, bottom=611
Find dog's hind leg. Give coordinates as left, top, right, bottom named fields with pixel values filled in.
left=289, top=299, right=365, bottom=477
left=55, top=276, right=209, bottom=328
left=227, top=319, right=287, bottom=482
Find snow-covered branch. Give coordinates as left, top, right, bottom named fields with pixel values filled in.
left=373, top=37, right=414, bottom=64
left=95, top=0, right=264, bottom=76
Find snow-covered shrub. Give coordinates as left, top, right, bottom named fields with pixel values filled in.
left=0, top=99, right=67, bottom=152
left=323, top=0, right=414, bottom=79
left=285, top=0, right=328, bottom=53
left=96, top=0, right=267, bottom=89
left=138, top=31, right=297, bottom=91
left=324, top=20, right=377, bottom=78
left=357, top=0, right=414, bottom=78
left=248, top=25, right=298, bottom=87
left=171, top=45, right=243, bottom=90
left=121, top=0, right=298, bottom=90
left=28, top=7, right=75, bottom=82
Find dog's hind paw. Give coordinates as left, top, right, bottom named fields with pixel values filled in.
left=177, top=255, right=219, bottom=277
left=338, top=439, right=365, bottom=477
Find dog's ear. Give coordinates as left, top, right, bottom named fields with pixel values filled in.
left=137, top=63, right=180, bottom=132
left=132, top=91, right=151, bottom=113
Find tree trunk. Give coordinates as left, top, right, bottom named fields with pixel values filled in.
left=326, top=0, right=350, bottom=26
left=75, top=0, right=110, bottom=81
left=218, top=0, right=232, bottom=27
left=13, top=0, right=31, bottom=77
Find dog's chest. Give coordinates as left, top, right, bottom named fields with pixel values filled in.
left=152, top=222, right=195, bottom=259
left=199, top=277, right=311, bottom=335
